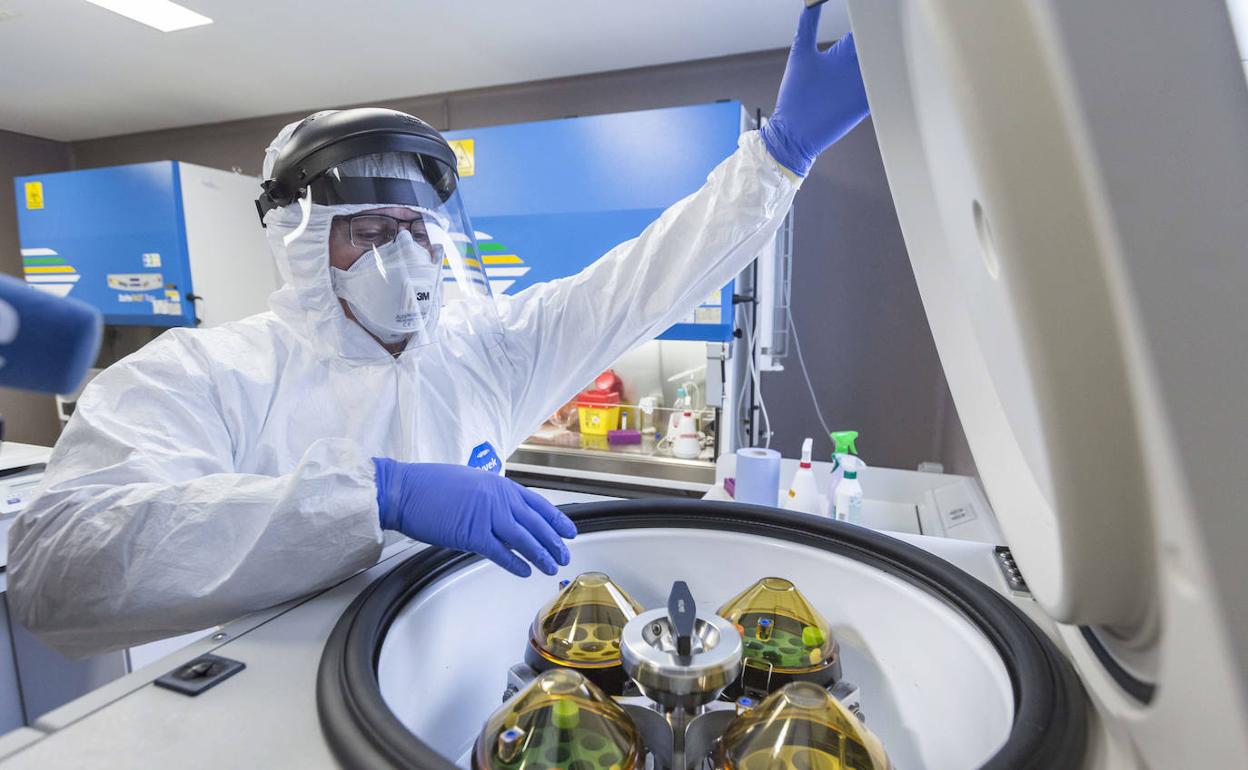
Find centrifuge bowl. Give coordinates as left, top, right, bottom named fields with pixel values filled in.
left=317, top=499, right=1086, bottom=769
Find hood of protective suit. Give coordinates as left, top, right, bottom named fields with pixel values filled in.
left=260, top=115, right=463, bottom=363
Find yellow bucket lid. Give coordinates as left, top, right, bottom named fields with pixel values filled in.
left=529, top=572, right=644, bottom=669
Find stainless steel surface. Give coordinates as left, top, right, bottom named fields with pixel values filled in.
left=619, top=701, right=675, bottom=770
left=682, top=708, right=737, bottom=770
left=512, top=444, right=717, bottom=487
left=619, top=696, right=738, bottom=770
left=641, top=615, right=718, bottom=657
left=620, top=609, right=741, bottom=711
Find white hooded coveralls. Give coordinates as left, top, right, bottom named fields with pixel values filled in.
left=7, top=130, right=799, bottom=657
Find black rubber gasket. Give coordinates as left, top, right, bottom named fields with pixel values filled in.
left=317, top=499, right=1087, bottom=769
left=1078, top=625, right=1156, bottom=704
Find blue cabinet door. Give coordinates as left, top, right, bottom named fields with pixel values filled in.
left=15, top=161, right=196, bottom=327
left=445, top=102, right=744, bottom=342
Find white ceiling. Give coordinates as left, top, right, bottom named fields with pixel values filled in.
left=0, top=0, right=850, bottom=142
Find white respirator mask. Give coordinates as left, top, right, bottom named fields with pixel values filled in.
left=330, top=230, right=443, bottom=346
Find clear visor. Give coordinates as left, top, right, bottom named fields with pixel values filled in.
left=308, top=151, right=498, bottom=353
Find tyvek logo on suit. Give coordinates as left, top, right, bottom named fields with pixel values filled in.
left=467, top=442, right=503, bottom=474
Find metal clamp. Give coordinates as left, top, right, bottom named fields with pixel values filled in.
left=994, top=546, right=1031, bottom=596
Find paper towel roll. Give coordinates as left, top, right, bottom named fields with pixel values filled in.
left=735, top=447, right=781, bottom=507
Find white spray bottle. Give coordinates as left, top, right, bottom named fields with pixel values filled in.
left=834, top=456, right=864, bottom=524
left=783, top=438, right=827, bottom=516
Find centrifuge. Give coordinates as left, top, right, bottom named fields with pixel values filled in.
left=316, top=500, right=1082, bottom=769
left=0, top=0, right=1242, bottom=767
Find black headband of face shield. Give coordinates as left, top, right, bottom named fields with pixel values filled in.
left=256, top=156, right=458, bottom=225
left=255, top=108, right=460, bottom=226
left=310, top=175, right=449, bottom=211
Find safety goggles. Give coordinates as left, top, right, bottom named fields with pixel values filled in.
left=339, top=213, right=436, bottom=252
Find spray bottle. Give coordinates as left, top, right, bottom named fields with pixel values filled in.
left=833, top=456, right=864, bottom=524
left=783, top=438, right=827, bottom=516
left=827, top=430, right=860, bottom=500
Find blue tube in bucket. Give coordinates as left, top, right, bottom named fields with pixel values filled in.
left=735, top=448, right=781, bottom=507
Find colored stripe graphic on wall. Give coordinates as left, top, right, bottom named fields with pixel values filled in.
left=476, top=232, right=529, bottom=295
left=20, top=248, right=80, bottom=297
left=439, top=233, right=532, bottom=295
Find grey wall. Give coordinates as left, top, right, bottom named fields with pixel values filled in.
left=0, top=130, right=75, bottom=447
left=21, top=49, right=972, bottom=474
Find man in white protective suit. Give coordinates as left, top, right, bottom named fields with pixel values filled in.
left=8, top=5, right=869, bottom=657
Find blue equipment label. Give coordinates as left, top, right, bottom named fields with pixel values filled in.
left=467, top=442, right=503, bottom=474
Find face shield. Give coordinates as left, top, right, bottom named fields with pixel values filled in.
left=315, top=151, right=495, bottom=349
left=258, top=109, right=500, bottom=360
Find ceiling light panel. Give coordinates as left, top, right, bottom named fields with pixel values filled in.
left=82, top=0, right=212, bottom=32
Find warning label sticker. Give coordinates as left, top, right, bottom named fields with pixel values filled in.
left=448, top=139, right=475, bottom=177
left=24, top=182, right=44, bottom=210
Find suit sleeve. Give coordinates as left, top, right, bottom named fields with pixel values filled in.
left=495, top=131, right=800, bottom=452
left=6, top=334, right=384, bottom=658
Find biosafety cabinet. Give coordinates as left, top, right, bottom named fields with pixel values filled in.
left=14, top=161, right=277, bottom=329
left=443, top=103, right=788, bottom=494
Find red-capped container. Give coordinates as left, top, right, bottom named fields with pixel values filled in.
left=576, top=390, right=621, bottom=436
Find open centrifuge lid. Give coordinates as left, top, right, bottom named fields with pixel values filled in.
left=846, top=0, right=1248, bottom=641
left=847, top=4, right=1248, bottom=759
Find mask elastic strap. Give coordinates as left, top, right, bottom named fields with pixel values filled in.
left=282, top=187, right=314, bottom=247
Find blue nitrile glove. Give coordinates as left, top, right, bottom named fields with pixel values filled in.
left=761, top=4, right=871, bottom=177
left=373, top=458, right=577, bottom=577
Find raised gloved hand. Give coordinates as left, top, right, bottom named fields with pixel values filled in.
left=374, top=458, right=577, bottom=577
left=761, top=4, right=871, bottom=177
